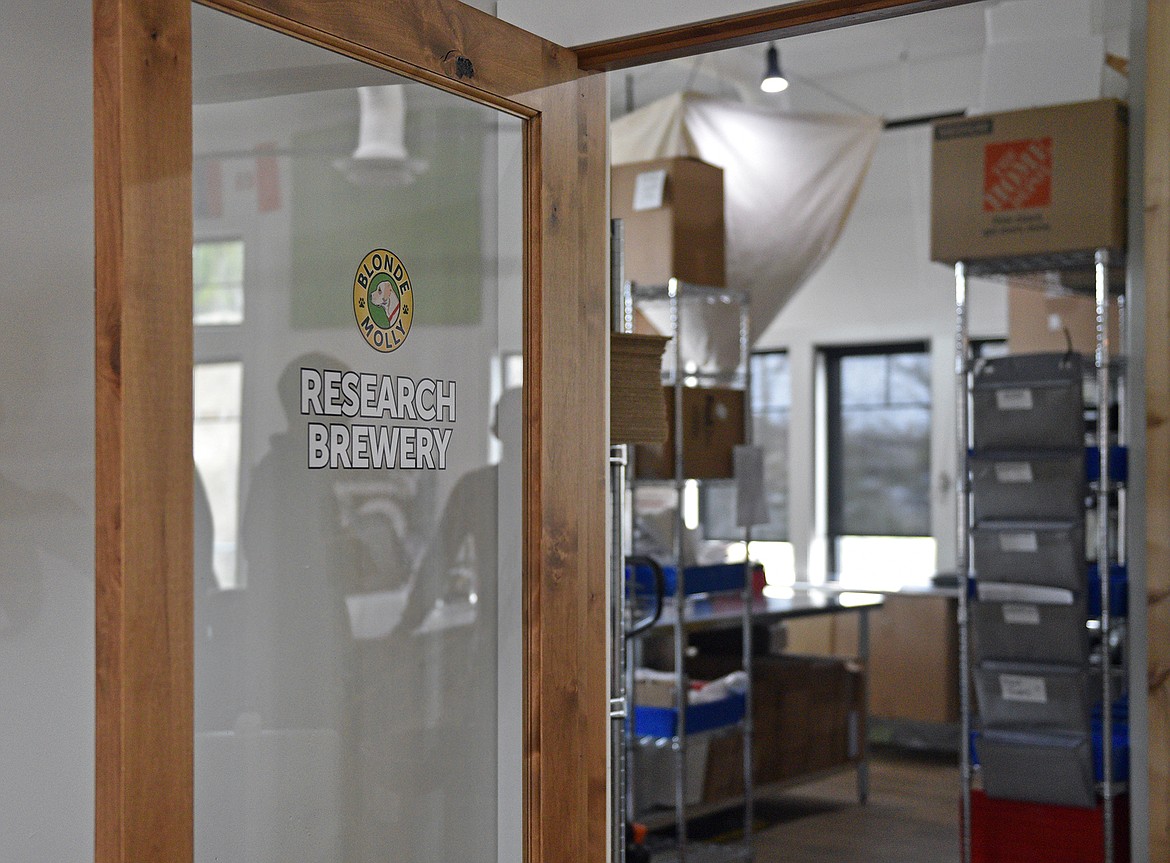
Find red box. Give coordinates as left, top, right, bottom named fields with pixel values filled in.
left=970, top=789, right=1129, bottom=863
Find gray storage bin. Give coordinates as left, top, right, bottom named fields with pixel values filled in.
left=972, top=353, right=1085, bottom=451
left=977, top=728, right=1097, bottom=808
left=970, top=452, right=1085, bottom=522
left=971, top=591, right=1089, bottom=665
left=974, top=661, right=1093, bottom=733
left=972, top=521, right=1085, bottom=591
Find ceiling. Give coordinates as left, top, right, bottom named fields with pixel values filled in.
left=607, top=0, right=1133, bottom=122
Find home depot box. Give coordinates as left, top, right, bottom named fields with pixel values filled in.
left=612, top=156, right=726, bottom=287
left=930, top=99, right=1127, bottom=266
left=633, top=386, right=745, bottom=480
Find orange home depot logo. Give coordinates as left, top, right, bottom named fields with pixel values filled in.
left=983, top=137, right=1053, bottom=212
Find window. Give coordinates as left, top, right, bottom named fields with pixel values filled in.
left=825, top=344, right=933, bottom=584
left=193, top=239, right=246, bottom=588
left=193, top=239, right=244, bottom=325
left=703, top=351, right=793, bottom=583
left=193, top=361, right=244, bottom=588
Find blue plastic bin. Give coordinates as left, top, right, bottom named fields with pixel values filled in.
left=626, top=561, right=746, bottom=597
left=632, top=691, right=746, bottom=738
left=1087, top=563, right=1128, bottom=618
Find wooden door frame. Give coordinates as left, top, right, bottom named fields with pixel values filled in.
left=573, top=0, right=981, bottom=71
left=93, top=1, right=608, bottom=862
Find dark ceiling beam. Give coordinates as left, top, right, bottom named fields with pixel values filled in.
left=574, top=0, right=981, bottom=72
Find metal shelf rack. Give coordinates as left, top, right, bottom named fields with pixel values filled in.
left=617, top=272, right=754, bottom=863
left=955, top=248, right=1128, bottom=863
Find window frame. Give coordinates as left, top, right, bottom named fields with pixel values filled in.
left=823, top=340, right=931, bottom=576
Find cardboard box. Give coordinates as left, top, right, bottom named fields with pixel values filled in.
left=688, top=653, right=864, bottom=786
left=633, top=387, right=745, bottom=480
left=633, top=673, right=678, bottom=709
left=611, top=332, right=670, bottom=445
left=930, top=99, right=1127, bottom=266
left=1007, top=285, right=1121, bottom=355
left=612, top=157, right=726, bottom=287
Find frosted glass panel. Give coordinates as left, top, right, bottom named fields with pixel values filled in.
left=193, top=7, right=524, bottom=862
left=0, top=6, right=95, bottom=860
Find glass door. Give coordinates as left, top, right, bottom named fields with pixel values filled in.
left=94, top=2, right=607, bottom=862
left=191, top=7, right=523, bottom=860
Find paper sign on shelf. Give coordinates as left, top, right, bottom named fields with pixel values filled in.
left=996, top=388, right=1035, bottom=411
left=999, top=531, right=1039, bottom=553
left=734, top=444, right=769, bottom=528
left=1003, top=603, right=1042, bottom=626
left=999, top=674, right=1048, bottom=704
left=994, top=462, right=1034, bottom=484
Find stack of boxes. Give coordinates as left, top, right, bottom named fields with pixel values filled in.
left=611, top=155, right=746, bottom=482
left=968, top=352, right=1118, bottom=810
left=687, top=651, right=864, bottom=792
left=610, top=332, right=671, bottom=446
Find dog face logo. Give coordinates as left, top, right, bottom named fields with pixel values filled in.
left=353, top=249, right=414, bottom=353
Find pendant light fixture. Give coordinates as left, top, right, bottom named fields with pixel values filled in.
left=760, top=43, right=789, bottom=93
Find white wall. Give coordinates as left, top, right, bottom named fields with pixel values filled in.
left=756, top=122, right=1009, bottom=578
left=752, top=0, right=1127, bottom=579
left=745, top=33, right=1007, bottom=580
left=0, top=1, right=95, bottom=859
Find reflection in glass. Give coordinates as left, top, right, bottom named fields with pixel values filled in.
left=193, top=7, right=523, bottom=861
left=194, top=361, right=243, bottom=588
left=193, top=239, right=245, bottom=325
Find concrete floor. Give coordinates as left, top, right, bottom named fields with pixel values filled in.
left=752, top=748, right=961, bottom=863
left=646, top=748, right=962, bottom=863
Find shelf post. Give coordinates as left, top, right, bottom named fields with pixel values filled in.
left=609, top=218, right=629, bottom=863
left=954, top=261, right=972, bottom=863
left=1096, top=247, right=1115, bottom=863
left=738, top=294, right=755, bottom=851
left=668, top=278, right=689, bottom=863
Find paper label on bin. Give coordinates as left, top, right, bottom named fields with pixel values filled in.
left=994, top=462, right=1034, bottom=484
left=1003, top=603, right=1042, bottom=626
left=996, top=388, right=1034, bottom=411
left=632, top=169, right=667, bottom=212
left=999, top=531, right=1039, bottom=553
left=999, top=674, right=1048, bottom=704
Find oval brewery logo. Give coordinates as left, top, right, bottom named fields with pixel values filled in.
left=353, top=249, right=414, bottom=352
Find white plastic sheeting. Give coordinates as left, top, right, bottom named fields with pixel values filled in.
left=612, top=92, right=880, bottom=370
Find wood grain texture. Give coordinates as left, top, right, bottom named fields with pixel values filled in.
left=94, top=1, right=194, bottom=862
left=202, top=0, right=581, bottom=108
left=1147, top=0, right=1170, bottom=856
left=574, top=0, right=980, bottom=72
left=522, top=70, right=610, bottom=863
